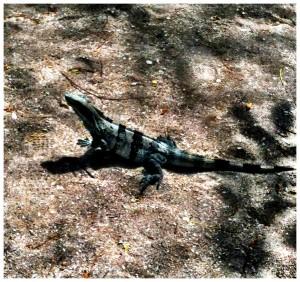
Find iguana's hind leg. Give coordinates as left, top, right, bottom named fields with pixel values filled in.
left=140, top=153, right=166, bottom=195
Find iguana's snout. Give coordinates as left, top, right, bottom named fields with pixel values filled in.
left=64, top=92, right=102, bottom=137
left=65, top=92, right=89, bottom=107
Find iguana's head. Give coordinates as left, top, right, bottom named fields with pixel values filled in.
left=65, top=91, right=106, bottom=136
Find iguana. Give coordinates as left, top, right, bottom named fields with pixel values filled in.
left=64, top=92, right=294, bottom=195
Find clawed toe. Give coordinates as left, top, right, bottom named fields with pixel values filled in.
left=139, top=174, right=162, bottom=195
left=77, top=138, right=91, bottom=147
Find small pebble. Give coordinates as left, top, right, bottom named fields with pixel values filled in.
left=11, top=112, right=17, bottom=120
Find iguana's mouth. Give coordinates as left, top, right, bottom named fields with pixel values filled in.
left=65, top=92, right=89, bottom=107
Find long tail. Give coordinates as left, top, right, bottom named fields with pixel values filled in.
left=167, top=150, right=294, bottom=173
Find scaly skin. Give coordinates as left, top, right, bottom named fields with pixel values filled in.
left=64, top=92, right=294, bottom=195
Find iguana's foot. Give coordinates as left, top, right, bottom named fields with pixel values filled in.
left=139, top=174, right=162, bottom=195
left=77, top=138, right=92, bottom=147
left=139, top=154, right=165, bottom=195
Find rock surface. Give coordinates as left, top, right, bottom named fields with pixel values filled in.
left=4, top=4, right=296, bottom=278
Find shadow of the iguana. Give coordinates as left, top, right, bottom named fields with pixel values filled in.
left=41, top=150, right=140, bottom=176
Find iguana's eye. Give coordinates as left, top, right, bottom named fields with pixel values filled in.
left=77, top=93, right=87, bottom=100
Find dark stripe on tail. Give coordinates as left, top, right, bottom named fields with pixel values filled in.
left=214, top=159, right=231, bottom=169
left=129, top=130, right=144, bottom=161
left=242, top=163, right=262, bottom=172
left=166, top=149, right=294, bottom=174
left=213, top=159, right=294, bottom=173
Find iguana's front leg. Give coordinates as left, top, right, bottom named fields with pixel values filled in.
left=140, top=153, right=166, bottom=195
left=77, top=137, right=109, bottom=152
left=77, top=138, right=92, bottom=147
left=77, top=137, right=110, bottom=177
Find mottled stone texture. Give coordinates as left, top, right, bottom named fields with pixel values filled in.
left=4, top=4, right=296, bottom=278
